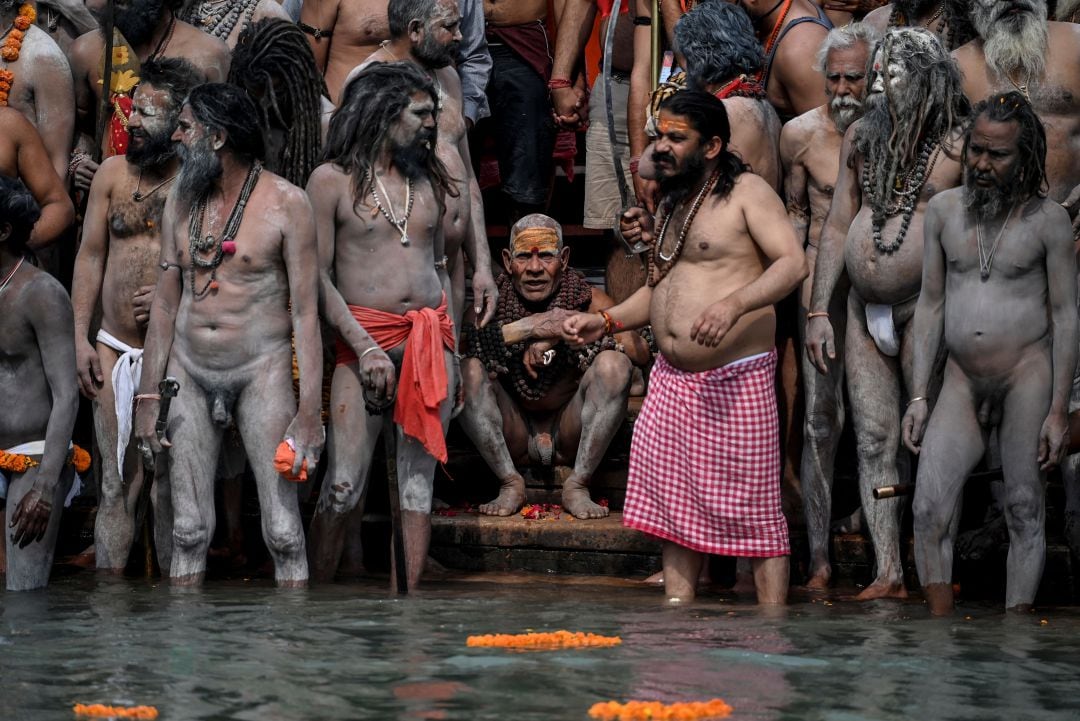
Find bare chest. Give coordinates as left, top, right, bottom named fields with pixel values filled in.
left=109, top=175, right=169, bottom=239
left=336, top=1, right=391, bottom=45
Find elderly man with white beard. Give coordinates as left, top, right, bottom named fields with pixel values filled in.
left=952, top=0, right=1080, bottom=566
left=779, top=22, right=876, bottom=590
left=806, top=28, right=969, bottom=600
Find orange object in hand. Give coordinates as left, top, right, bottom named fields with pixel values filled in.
left=273, top=439, right=309, bottom=482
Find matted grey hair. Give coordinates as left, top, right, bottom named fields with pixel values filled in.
left=675, top=1, right=763, bottom=89
left=509, top=214, right=564, bottom=250
left=815, top=22, right=879, bottom=72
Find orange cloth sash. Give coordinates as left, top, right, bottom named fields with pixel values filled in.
left=336, top=295, right=455, bottom=462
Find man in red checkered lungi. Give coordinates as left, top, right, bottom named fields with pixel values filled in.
left=563, top=90, right=807, bottom=604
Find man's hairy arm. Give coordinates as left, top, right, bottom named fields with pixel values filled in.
left=454, top=97, right=497, bottom=326
left=550, top=0, right=596, bottom=125
left=589, top=287, right=651, bottom=365
left=805, top=122, right=860, bottom=373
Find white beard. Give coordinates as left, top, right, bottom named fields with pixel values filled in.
left=979, top=11, right=1048, bottom=84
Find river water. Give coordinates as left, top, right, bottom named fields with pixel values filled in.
left=3, top=574, right=1079, bottom=721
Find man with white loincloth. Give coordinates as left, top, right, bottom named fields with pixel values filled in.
left=564, top=90, right=807, bottom=604
left=72, top=58, right=199, bottom=574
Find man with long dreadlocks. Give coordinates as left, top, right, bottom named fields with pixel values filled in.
left=133, top=83, right=323, bottom=588
left=343, top=0, right=498, bottom=331
left=306, top=62, right=457, bottom=590
left=71, top=57, right=199, bottom=575
left=902, top=93, right=1076, bottom=615
left=952, top=0, right=1080, bottom=568
left=457, top=214, right=650, bottom=519
left=228, top=18, right=332, bottom=189
left=178, top=0, right=290, bottom=49
left=863, top=0, right=978, bottom=51
left=779, top=21, right=875, bottom=590
left=806, top=28, right=968, bottom=601
left=564, top=91, right=807, bottom=604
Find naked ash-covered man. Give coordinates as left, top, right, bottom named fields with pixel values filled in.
left=903, top=94, right=1077, bottom=615
left=565, top=91, right=807, bottom=604
left=134, top=83, right=324, bottom=587
left=805, top=28, right=968, bottom=600
left=307, top=62, right=457, bottom=591
left=779, top=22, right=875, bottom=589
left=72, top=58, right=199, bottom=574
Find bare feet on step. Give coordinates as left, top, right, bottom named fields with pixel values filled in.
left=562, top=474, right=609, bottom=519
left=479, top=475, right=526, bottom=516
left=855, top=578, right=908, bottom=601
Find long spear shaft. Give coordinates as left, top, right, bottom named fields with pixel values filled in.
left=93, top=0, right=116, bottom=163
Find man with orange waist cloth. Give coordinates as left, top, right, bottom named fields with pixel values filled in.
left=306, top=62, right=459, bottom=591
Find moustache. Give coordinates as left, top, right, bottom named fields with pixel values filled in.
left=651, top=150, right=675, bottom=166
left=831, top=96, right=863, bottom=109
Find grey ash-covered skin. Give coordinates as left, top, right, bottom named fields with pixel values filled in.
left=71, top=61, right=199, bottom=576
left=903, top=102, right=1077, bottom=615
left=456, top=215, right=651, bottom=519
left=133, top=85, right=324, bottom=588
left=806, top=28, right=966, bottom=601
left=305, top=62, right=455, bottom=591
left=0, top=178, right=79, bottom=591
left=779, top=23, right=875, bottom=590
left=951, top=0, right=1080, bottom=563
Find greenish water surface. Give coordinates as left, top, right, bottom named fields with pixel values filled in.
left=3, top=575, right=1079, bottom=721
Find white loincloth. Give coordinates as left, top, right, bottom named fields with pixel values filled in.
left=865, top=303, right=901, bottom=357
left=96, top=329, right=143, bottom=474
left=0, top=441, right=82, bottom=507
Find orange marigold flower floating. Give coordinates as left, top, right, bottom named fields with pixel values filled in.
left=588, top=699, right=733, bottom=721
left=466, top=630, right=621, bottom=649
left=72, top=704, right=159, bottom=719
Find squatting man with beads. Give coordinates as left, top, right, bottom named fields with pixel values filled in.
left=903, top=94, right=1077, bottom=616
left=458, top=214, right=650, bottom=520
left=565, top=91, right=807, bottom=605
left=72, top=58, right=200, bottom=576
left=805, top=28, right=968, bottom=600
left=306, top=63, right=457, bottom=591
left=133, top=83, right=324, bottom=588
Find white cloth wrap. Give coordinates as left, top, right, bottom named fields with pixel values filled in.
left=865, top=303, right=901, bottom=357
left=96, top=329, right=144, bottom=475
left=0, top=441, right=83, bottom=507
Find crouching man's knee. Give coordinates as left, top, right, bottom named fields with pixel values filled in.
left=589, top=350, right=633, bottom=392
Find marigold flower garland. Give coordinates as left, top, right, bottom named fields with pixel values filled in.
left=0, top=4, right=36, bottom=107
left=0, top=444, right=92, bottom=474
left=72, top=704, right=159, bottom=719
left=588, top=699, right=733, bottom=721
left=466, top=630, right=621, bottom=649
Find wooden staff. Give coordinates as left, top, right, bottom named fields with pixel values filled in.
left=93, top=0, right=117, bottom=163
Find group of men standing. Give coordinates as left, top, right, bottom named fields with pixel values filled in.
left=1, top=0, right=1079, bottom=620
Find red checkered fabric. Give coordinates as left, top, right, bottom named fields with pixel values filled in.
left=623, top=350, right=789, bottom=557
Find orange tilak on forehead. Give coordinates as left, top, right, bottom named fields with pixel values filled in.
left=656, top=116, right=692, bottom=135
left=511, top=227, right=559, bottom=255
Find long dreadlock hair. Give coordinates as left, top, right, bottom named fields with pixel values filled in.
left=853, top=28, right=969, bottom=213
left=322, top=61, right=458, bottom=212
left=228, top=18, right=328, bottom=187
left=963, top=91, right=1048, bottom=203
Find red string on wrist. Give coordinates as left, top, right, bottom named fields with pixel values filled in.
left=547, top=77, right=573, bottom=90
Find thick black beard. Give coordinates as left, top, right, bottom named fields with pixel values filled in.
left=963, top=168, right=1023, bottom=219
left=113, top=0, right=166, bottom=45
left=126, top=129, right=176, bottom=169
left=176, top=138, right=223, bottom=207
left=656, top=150, right=706, bottom=207
left=391, top=140, right=433, bottom=181
left=414, top=35, right=458, bottom=69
